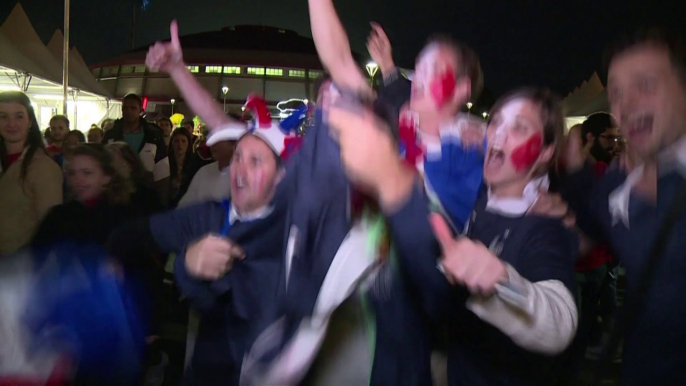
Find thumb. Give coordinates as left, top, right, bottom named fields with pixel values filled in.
left=429, top=213, right=454, bottom=251
left=230, top=244, right=246, bottom=260
left=170, top=20, right=181, bottom=49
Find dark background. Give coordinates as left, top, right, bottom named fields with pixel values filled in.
left=2, top=0, right=685, bottom=96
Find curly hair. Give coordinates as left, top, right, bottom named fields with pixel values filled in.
left=105, top=141, right=154, bottom=189
left=70, top=144, right=134, bottom=205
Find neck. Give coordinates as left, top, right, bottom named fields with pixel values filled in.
left=123, top=120, right=141, bottom=133
left=5, top=141, right=25, bottom=154
left=217, top=158, right=230, bottom=170
left=489, top=179, right=529, bottom=199
left=176, top=154, right=185, bottom=164
left=235, top=203, right=268, bottom=218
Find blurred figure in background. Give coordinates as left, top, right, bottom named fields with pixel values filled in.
left=0, top=91, right=63, bottom=256
left=45, top=115, right=69, bottom=164
left=106, top=141, right=163, bottom=215
left=168, top=128, right=195, bottom=206
left=103, top=93, right=170, bottom=206
left=177, top=133, right=236, bottom=208
left=101, top=118, right=115, bottom=132
left=88, top=127, right=104, bottom=144
left=64, top=130, right=86, bottom=152
left=580, top=112, right=619, bottom=174
left=157, top=117, right=173, bottom=147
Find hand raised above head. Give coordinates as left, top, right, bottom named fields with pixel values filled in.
left=145, top=20, right=185, bottom=74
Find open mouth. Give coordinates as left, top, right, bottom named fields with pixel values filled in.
left=485, top=148, right=505, bottom=169
left=624, top=114, right=653, bottom=142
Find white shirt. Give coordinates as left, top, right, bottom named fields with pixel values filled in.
left=177, top=162, right=231, bottom=208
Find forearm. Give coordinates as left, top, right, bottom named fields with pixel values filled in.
left=168, top=66, right=232, bottom=130
left=308, top=0, right=369, bottom=93
left=467, top=265, right=578, bottom=355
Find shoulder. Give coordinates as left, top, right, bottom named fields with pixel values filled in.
left=28, top=150, right=62, bottom=174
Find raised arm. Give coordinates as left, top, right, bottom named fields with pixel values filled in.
left=146, top=21, right=234, bottom=131
left=308, top=0, right=370, bottom=94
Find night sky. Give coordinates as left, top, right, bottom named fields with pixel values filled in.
left=2, top=0, right=685, bottom=97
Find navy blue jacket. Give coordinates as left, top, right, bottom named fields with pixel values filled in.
left=387, top=185, right=578, bottom=386
left=561, top=166, right=686, bottom=385
left=146, top=201, right=285, bottom=386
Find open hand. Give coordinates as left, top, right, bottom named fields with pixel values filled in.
left=366, top=23, right=395, bottom=74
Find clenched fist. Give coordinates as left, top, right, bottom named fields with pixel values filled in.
left=185, top=234, right=245, bottom=280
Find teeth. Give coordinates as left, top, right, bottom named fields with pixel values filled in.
left=236, top=176, right=245, bottom=188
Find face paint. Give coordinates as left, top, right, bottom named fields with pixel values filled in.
left=510, top=133, right=543, bottom=171
left=429, top=69, right=456, bottom=108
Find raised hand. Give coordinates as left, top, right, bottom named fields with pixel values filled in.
left=145, top=20, right=185, bottom=74
left=430, top=213, right=507, bottom=296
left=366, top=23, right=395, bottom=74
left=185, top=234, right=245, bottom=280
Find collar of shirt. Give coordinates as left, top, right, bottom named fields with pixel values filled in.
left=658, top=134, right=686, bottom=178
left=229, top=204, right=274, bottom=225
left=486, top=175, right=549, bottom=217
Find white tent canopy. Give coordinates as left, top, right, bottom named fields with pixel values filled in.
left=563, top=72, right=611, bottom=128
left=0, top=3, right=120, bottom=131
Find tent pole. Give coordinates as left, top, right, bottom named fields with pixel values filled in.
left=62, top=0, right=70, bottom=115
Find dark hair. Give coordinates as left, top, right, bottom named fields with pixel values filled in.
left=50, top=114, right=70, bottom=128
left=106, top=141, right=153, bottom=189
left=157, top=117, right=172, bottom=127
left=581, top=113, right=616, bottom=145
left=123, top=93, right=143, bottom=109
left=69, top=144, right=133, bottom=205
left=169, top=128, right=193, bottom=180
left=488, top=87, right=565, bottom=175
left=422, top=35, right=484, bottom=101
left=66, top=130, right=86, bottom=143
left=604, top=27, right=686, bottom=85
left=0, top=91, right=47, bottom=181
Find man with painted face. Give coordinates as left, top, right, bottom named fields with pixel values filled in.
left=367, top=23, right=484, bottom=230
left=552, top=29, right=686, bottom=385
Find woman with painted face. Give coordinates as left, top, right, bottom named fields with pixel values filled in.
left=0, top=91, right=63, bottom=256
left=328, top=87, right=578, bottom=385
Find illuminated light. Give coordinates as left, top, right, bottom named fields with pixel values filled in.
left=266, top=68, right=283, bottom=77
left=223, top=66, right=241, bottom=74
left=142, top=96, right=149, bottom=110
left=170, top=98, right=176, bottom=104
left=482, top=112, right=488, bottom=119
left=0, top=85, right=21, bottom=91
left=365, top=62, right=379, bottom=78
left=187, top=66, right=199, bottom=73
left=289, top=69, right=305, bottom=78
left=303, top=99, right=309, bottom=105
left=247, top=67, right=265, bottom=76
left=134, top=65, right=146, bottom=73
left=241, top=106, right=246, bottom=111
left=308, top=70, right=322, bottom=79
left=466, top=102, right=473, bottom=109
left=205, top=65, right=222, bottom=74
left=33, top=94, right=65, bottom=100
left=222, top=86, right=229, bottom=95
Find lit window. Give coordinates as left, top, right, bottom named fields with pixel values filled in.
left=134, top=65, right=146, bottom=73
left=223, top=66, right=241, bottom=74
left=289, top=70, right=305, bottom=78
left=92, top=68, right=101, bottom=77
left=104, top=66, right=119, bottom=75
left=187, top=66, right=199, bottom=73
left=266, top=68, right=283, bottom=77
left=309, top=70, right=322, bottom=79
left=247, top=67, right=265, bottom=75
left=205, top=66, right=222, bottom=74
left=120, top=65, right=134, bottom=74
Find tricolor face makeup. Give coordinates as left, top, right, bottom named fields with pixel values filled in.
left=607, top=44, right=686, bottom=160
left=484, top=98, right=552, bottom=195
left=411, top=45, right=462, bottom=115
left=229, top=135, right=281, bottom=213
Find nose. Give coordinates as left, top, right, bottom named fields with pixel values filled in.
left=490, top=125, right=508, bottom=148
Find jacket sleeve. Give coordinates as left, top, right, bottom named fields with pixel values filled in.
left=378, top=68, right=412, bottom=116
left=174, top=247, right=218, bottom=313
left=385, top=182, right=464, bottom=321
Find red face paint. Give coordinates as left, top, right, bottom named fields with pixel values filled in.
left=510, top=133, right=543, bottom=171
left=429, top=69, right=456, bottom=108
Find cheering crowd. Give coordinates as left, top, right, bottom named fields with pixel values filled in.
left=1, top=0, right=686, bottom=385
